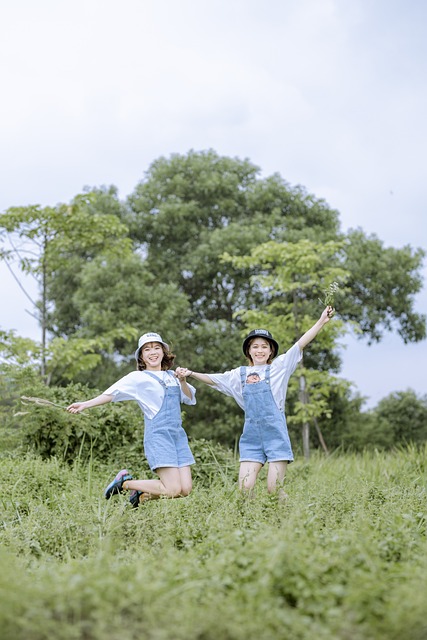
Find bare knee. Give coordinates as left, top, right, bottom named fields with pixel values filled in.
left=239, top=476, right=257, bottom=492
left=163, top=481, right=183, bottom=498
left=180, top=480, right=192, bottom=497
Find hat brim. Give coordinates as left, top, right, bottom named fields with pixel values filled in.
left=134, top=340, right=170, bottom=361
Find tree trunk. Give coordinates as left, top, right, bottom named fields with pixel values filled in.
left=313, top=417, right=329, bottom=455
left=299, top=374, right=310, bottom=459
left=41, top=236, right=47, bottom=383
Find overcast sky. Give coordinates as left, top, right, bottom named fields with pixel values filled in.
left=1, top=0, right=426, bottom=407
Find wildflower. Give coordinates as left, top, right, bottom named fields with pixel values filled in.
left=319, top=281, right=340, bottom=307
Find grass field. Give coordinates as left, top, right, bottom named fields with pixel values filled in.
left=0, top=446, right=426, bottom=640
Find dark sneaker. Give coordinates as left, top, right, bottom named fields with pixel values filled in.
left=129, top=490, right=143, bottom=509
left=104, top=469, right=133, bottom=499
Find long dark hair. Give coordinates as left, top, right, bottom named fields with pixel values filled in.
left=136, top=342, right=176, bottom=371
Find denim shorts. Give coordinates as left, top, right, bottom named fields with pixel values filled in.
left=239, top=422, right=294, bottom=464
left=144, top=422, right=195, bottom=472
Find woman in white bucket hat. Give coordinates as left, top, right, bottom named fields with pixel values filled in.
left=67, top=332, right=197, bottom=507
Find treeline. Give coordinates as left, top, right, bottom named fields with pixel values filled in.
left=1, top=149, right=426, bottom=454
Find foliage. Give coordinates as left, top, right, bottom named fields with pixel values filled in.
left=0, top=189, right=131, bottom=305
left=341, top=229, right=426, bottom=344
left=43, top=187, right=133, bottom=336
left=67, top=252, right=192, bottom=387
left=2, top=381, right=144, bottom=463
left=223, top=238, right=348, bottom=365
left=1, top=150, right=426, bottom=447
left=370, top=389, right=427, bottom=446
left=126, top=150, right=341, bottom=325
left=0, top=447, right=426, bottom=639
left=0, top=327, right=137, bottom=389
left=306, top=386, right=382, bottom=452
left=0, top=187, right=133, bottom=382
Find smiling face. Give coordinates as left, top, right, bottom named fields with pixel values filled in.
left=247, top=337, right=272, bottom=366
left=141, top=342, right=164, bottom=370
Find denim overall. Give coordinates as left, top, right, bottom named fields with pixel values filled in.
left=239, top=366, right=294, bottom=463
left=142, top=370, right=195, bottom=471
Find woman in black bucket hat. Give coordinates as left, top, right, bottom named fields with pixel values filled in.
left=176, top=306, right=334, bottom=498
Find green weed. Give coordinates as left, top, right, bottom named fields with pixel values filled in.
left=0, top=447, right=426, bottom=639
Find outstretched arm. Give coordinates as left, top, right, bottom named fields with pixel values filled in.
left=298, top=306, right=334, bottom=351
left=67, top=394, right=113, bottom=414
left=175, top=367, right=216, bottom=386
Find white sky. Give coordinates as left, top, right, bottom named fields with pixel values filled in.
left=1, top=0, right=426, bottom=408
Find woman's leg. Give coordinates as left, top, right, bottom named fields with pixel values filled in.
left=123, top=466, right=192, bottom=499
left=178, top=465, right=192, bottom=496
left=239, top=461, right=263, bottom=493
left=266, top=461, right=288, bottom=495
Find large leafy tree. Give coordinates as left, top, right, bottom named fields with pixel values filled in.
left=126, top=150, right=341, bottom=323
left=126, top=150, right=425, bottom=347
left=124, top=151, right=344, bottom=444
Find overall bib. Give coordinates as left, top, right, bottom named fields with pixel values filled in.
left=143, top=370, right=195, bottom=472
left=239, top=366, right=294, bottom=464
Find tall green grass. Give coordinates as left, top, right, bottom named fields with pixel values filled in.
left=1, top=446, right=426, bottom=639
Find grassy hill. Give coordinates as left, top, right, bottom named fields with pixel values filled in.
left=0, top=446, right=426, bottom=639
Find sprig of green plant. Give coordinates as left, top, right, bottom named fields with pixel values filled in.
left=318, top=281, right=340, bottom=307
left=19, top=395, right=89, bottom=417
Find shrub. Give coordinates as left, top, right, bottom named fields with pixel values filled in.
left=6, top=381, right=144, bottom=463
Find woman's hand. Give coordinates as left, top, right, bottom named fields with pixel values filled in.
left=175, top=367, right=193, bottom=381
left=322, top=305, right=335, bottom=323
left=67, top=402, right=87, bottom=414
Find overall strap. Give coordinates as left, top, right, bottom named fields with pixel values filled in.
left=264, top=365, right=271, bottom=383
left=239, top=366, right=246, bottom=386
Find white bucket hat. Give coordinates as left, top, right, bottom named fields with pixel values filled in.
left=134, top=332, right=170, bottom=361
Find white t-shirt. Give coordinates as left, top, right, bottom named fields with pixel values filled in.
left=104, top=370, right=197, bottom=420
left=207, top=342, right=302, bottom=412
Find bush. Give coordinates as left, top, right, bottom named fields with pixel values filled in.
left=5, top=381, right=144, bottom=463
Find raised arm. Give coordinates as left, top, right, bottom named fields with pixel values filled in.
left=67, top=394, right=113, bottom=414
left=298, top=306, right=334, bottom=351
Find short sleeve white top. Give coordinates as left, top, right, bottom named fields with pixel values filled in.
left=103, top=370, right=197, bottom=420
left=206, top=342, right=302, bottom=412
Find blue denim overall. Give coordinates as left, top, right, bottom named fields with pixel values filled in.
left=239, top=366, right=294, bottom=463
left=142, top=370, right=195, bottom=472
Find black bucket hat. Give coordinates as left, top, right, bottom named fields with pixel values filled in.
left=242, top=329, right=279, bottom=359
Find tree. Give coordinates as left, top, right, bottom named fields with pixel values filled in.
left=68, top=252, right=192, bottom=389
left=126, top=150, right=341, bottom=324
left=0, top=188, right=132, bottom=382
left=43, top=186, right=132, bottom=337
left=124, top=151, right=345, bottom=443
left=340, top=229, right=426, bottom=344
left=3, top=151, right=425, bottom=450
left=371, top=390, right=427, bottom=445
